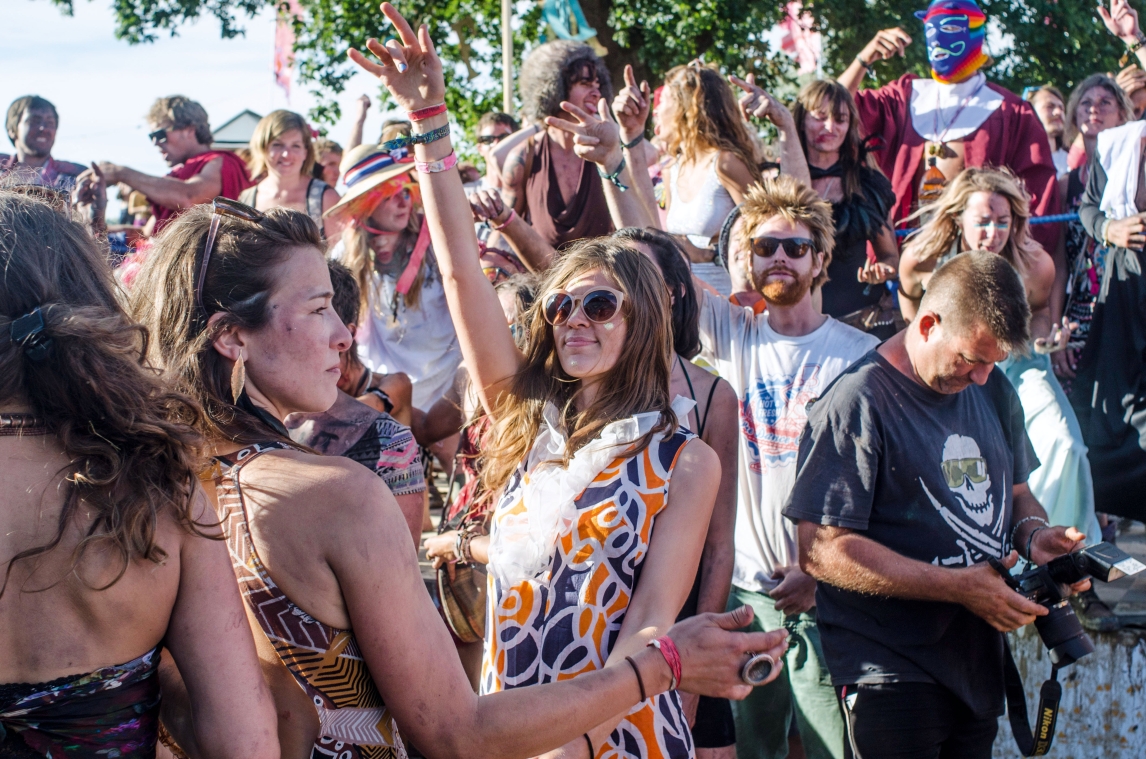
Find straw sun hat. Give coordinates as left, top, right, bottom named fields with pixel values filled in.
left=323, top=143, right=417, bottom=223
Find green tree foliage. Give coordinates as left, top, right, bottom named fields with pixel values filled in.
left=52, top=0, right=1135, bottom=129
left=813, top=0, right=1128, bottom=95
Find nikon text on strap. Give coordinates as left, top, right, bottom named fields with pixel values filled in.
left=1003, top=637, right=1062, bottom=756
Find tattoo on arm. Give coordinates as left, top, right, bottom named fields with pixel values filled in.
left=501, top=149, right=528, bottom=213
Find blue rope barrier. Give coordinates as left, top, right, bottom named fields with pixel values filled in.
left=894, top=212, right=1079, bottom=238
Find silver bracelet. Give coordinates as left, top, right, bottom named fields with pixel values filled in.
left=1009, top=515, right=1050, bottom=554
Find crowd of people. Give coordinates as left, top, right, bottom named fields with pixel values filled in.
left=3, top=1, right=1146, bottom=758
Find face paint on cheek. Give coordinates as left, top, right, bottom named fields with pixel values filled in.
left=603, top=322, right=615, bottom=331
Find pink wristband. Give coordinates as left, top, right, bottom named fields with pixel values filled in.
left=649, top=636, right=682, bottom=690
left=408, top=103, right=447, bottom=121
left=416, top=151, right=458, bottom=174
left=490, top=208, right=517, bottom=230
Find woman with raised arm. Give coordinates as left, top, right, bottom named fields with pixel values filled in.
left=0, top=191, right=277, bottom=759
left=348, top=6, right=787, bottom=759
left=128, top=11, right=786, bottom=758
left=897, top=167, right=1099, bottom=542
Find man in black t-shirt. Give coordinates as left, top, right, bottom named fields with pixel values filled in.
left=783, top=252, right=1088, bottom=759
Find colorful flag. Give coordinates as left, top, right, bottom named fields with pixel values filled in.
left=274, top=1, right=303, bottom=100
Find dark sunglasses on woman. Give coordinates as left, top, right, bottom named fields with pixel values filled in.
left=749, top=236, right=815, bottom=260
left=542, top=287, right=625, bottom=326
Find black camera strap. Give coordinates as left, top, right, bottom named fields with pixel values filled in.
left=1003, top=638, right=1062, bottom=756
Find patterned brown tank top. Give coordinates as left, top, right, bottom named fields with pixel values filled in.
left=214, top=441, right=407, bottom=759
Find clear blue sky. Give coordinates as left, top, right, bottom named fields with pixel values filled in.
left=3, top=0, right=394, bottom=178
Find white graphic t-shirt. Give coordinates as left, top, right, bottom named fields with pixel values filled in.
left=698, top=292, right=879, bottom=593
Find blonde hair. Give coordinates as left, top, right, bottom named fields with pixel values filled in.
left=248, top=110, right=315, bottom=180
left=662, top=63, right=761, bottom=184
left=339, top=207, right=426, bottom=315
left=903, top=167, right=1041, bottom=276
left=739, top=176, right=836, bottom=289
left=480, top=240, right=677, bottom=497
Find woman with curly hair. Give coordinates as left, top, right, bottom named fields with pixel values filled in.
left=0, top=191, right=277, bottom=758
left=898, top=167, right=1098, bottom=541
left=658, top=62, right=762, bottom=294
left=500, top=39, right=617, bottom=246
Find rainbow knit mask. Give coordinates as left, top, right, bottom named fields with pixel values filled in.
left=915, top=0, right=988, bottom=83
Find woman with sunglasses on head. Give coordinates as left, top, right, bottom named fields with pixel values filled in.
left=240, top=110, right=341, bottom=237
left=898, top=166, right=1099, bottom=543
left=325, top=143, right=462, bottom=412
left=0, top=191, right=277, bottom=759
left=131, top=144, right=786, bottom=759
left=348, top=6, right=789, bottom=759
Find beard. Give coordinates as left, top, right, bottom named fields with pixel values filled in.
left=753, top=265, right=814, bottom=307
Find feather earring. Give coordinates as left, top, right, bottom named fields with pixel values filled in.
left=230, top=354, right=246, bottom=403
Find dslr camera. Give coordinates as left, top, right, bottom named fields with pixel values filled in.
left=990, top=541, right=1145, bottom=665
left=988, top=542, right=1145, bottom=756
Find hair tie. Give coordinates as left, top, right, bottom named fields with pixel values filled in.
left=10, top=307, right=53, bottom=362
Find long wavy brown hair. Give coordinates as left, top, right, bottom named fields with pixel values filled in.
left=903, top=166, right=1041, bottom=277
left=0, top=191, right=206, bottom=594
left=792, top=79, right=876, bottom=202
left=129, top=204, right=325, bottom=445
left=662, top=63, right=762, bottom=183
left=480, top=240, right=678, bottom=496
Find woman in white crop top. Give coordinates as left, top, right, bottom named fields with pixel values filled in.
left=657, top=63, right=761, bottom=294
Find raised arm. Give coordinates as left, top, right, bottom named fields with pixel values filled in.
left=837, top=28, right=912, bottom=95
left=612, top=64, right=662, bottom=227
left=545, top=99, right=659, bottom=229
left=1101, top=0, right=1146, bottom=69
left=349, top=11, right=522, bottom=417
left=729, top=74, right=810, bottom=186
left=347, top=94, right=372, bottom=151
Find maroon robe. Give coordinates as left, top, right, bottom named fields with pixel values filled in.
left=854, top=74, right=1060, bottom=251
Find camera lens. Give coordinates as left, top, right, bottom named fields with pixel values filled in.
left=1035, top=600, right=1095, bottom=666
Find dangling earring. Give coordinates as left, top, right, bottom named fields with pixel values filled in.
left=230, top=354, right=246, bottom=403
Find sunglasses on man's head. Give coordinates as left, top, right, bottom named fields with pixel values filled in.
left=196, top=197, right=265, bottom=315
left=148, top=128, right=168, bottom=145
left=542, top=287, right=624, bottom=326
left=749, top=236, right=815, bottom=260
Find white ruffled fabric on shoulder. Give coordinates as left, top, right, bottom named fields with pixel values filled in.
left=488, top=395, right=696, bottom=588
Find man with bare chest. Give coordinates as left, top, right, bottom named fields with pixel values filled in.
left=837, top=0, right=1060, bottom=250
left=501, top=40, right=616, bottom=246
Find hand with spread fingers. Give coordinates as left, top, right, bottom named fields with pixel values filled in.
left=348, top=2, right=445, bottom=112
left=858, top=27, right=913, bottom=65
left=468, top=187, right=512, bottom=226
left=1033, top=316, right=1078, bottom=355
left=612, top=64, right=652, bottom=146
left=544, top=99, right=623, bottom=172
left=729, top=74, right=795, bottom=130
left=1100, top=0, right=1143, bottom=43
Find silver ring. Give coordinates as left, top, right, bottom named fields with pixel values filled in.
left=740, top=652, right=775, bottom=686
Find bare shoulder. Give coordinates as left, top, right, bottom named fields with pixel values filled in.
left=238, top=448, right=392, bottom=525
left=322, top=186, right=341, bottom=210
left=676, top=435, right=720, bottom=473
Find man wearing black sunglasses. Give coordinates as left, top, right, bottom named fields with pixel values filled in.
left=473, top=111, right=518, bottom=190
left=696, top=175, right=879, bottom=759
left=81, top=95, right=251, bottom=233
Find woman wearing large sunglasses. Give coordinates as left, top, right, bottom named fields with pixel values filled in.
left=129, top=11, right=786, bottom=759
left=348, top=6, right=788, bottom=759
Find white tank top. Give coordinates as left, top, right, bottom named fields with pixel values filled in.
left=665, top=158, right=736, bottom=247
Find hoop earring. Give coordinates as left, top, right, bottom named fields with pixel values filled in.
left=230, top=354, right=246, bottom=403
